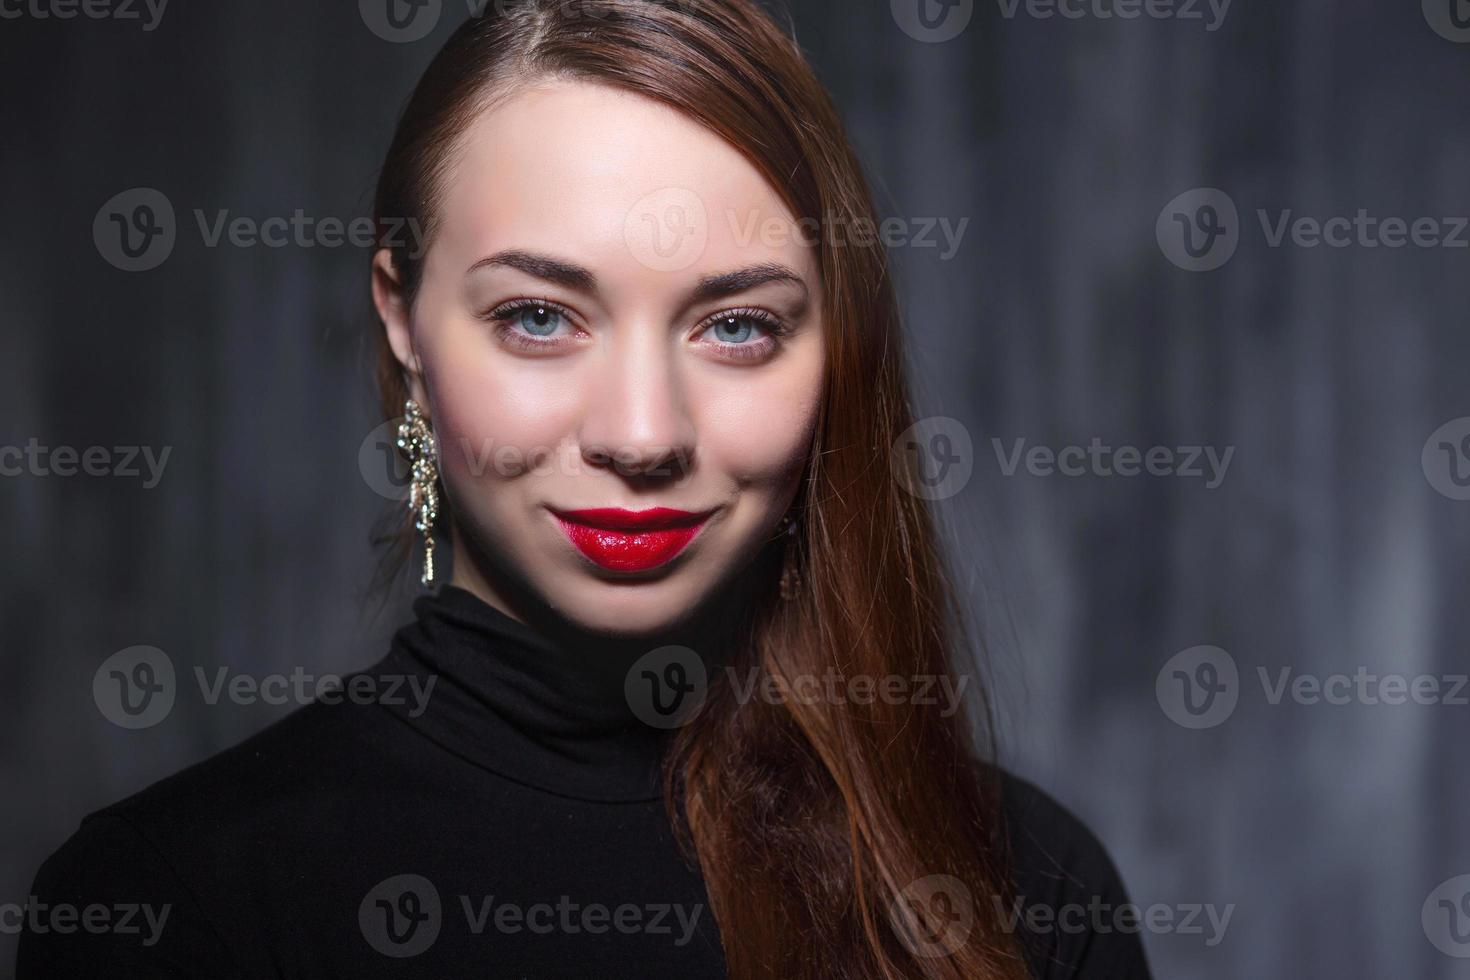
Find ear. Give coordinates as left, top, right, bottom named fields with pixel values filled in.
left=372, top=248, right=428, bottom=406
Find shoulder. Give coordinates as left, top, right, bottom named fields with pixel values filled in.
left=18, top=806, right=237, bottom=977
left=19, top=698, right=406, bottom=976
left=996, top=769, right=1125, bottom=897
left=989, top=767, right=1154, bottom=980
left=102, top=695, right=398, bottom=837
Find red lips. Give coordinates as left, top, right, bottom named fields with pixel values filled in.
left=552, top=507, right=712, bottom=572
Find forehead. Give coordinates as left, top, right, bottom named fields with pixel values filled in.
left=431, top=79, right=818, bottom=294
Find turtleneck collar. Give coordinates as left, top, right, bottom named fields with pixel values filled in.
left=366, top=584, right=672, bottom=804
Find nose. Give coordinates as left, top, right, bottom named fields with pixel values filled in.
left=577, top=326, right=696, bottom=481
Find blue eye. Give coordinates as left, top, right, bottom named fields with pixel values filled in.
left=710, top=315, right=759, bottom=343
left=484, top=299, right=582, bottom=353
left=695, top=308, right=788, bottom=363
left=517, top=304, right=564, bottom=336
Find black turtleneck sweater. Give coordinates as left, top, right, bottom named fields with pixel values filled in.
left=18, top=585, right=1150, bottom=979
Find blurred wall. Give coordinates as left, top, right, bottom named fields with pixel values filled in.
left=2, top=1, right=1468, bottom=977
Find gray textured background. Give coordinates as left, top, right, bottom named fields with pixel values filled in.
left=3, top=1, right=1469, bottom=977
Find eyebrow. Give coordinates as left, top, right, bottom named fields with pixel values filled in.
left=467, top=250, right=595, bottom=292
left=466, top=250, right=808, bottom=304
left=691, top=263, right=807, bottom=304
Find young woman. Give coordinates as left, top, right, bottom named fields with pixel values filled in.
left=21, top=2, right=1150, bottom=977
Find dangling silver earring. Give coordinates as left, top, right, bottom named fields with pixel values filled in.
left=396, top=398, right=439, bottom=587
left=776, top=513, right=801, bottom=601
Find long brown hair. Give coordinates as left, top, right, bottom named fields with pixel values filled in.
left=372, top=2, right=1025, bottom=977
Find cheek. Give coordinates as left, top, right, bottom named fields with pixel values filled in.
left=419, top=324, right=586, bottom=483
left=694, top=368, right=822, bottom=490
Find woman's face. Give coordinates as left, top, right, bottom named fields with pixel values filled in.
left=374, top=79, right=825, bottom=637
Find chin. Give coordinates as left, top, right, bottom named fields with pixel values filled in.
left=549, top=579, right=709, bottom=640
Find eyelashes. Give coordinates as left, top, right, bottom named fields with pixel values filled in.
left=481, top=298, right=582, bottom=352
left=693, top=307, right=789, bottom=362
left=478, top=298, right=792, bottom=362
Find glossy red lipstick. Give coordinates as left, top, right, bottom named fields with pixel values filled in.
left=552, top=507, right=711, bottom=572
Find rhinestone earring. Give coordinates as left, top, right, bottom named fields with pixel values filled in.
left=776, top=513, right=801, bottom=601
left=396, top=398, right=440, bottom=587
